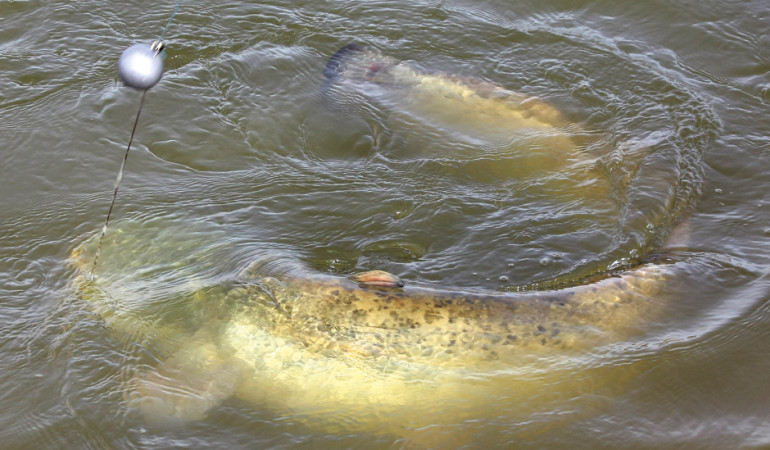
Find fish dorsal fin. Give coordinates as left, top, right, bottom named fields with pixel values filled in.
left=350, top=270, right=405, bottom=289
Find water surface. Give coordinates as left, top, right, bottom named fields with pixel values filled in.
left=1, top=0, right=769, bottom=448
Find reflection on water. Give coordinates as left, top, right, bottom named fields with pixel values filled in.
left=1, top=0, right=769, bottom=448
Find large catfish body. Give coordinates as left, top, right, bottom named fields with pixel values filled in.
left=70, top=226, right=676, bottom=441
left=67, top=46, right=683, bottom=443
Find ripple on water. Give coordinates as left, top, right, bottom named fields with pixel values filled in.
left=4, top=0, right=760, bottom=448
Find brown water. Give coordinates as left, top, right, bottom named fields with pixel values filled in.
left=1, top=0, right=769, bottom=448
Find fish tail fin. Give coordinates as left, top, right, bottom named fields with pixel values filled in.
left=323, top=43, right=367, bottom=81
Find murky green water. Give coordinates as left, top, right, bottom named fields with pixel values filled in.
left=1, top=0, right=769, bottom=448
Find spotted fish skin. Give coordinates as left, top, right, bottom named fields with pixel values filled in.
left=237, top=262, right=667, bottom=369
left=67, top=219, right=678, bottom=438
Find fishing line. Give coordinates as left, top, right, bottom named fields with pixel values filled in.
left=159, top=0, right=185, bottom=42
left=89, top=0, right=185, bottom=280
left=89, top=90, right=147, bottom=279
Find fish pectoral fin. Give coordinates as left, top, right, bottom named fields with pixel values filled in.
left=350, top=270, right=405, bottom=289
left=126, top=340, right=246, bottom=425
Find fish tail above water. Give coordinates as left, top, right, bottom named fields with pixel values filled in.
left=323, top=43, right=369, bottom=81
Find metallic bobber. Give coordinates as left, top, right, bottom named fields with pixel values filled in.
left=116, top=42, right=164, bottom=90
